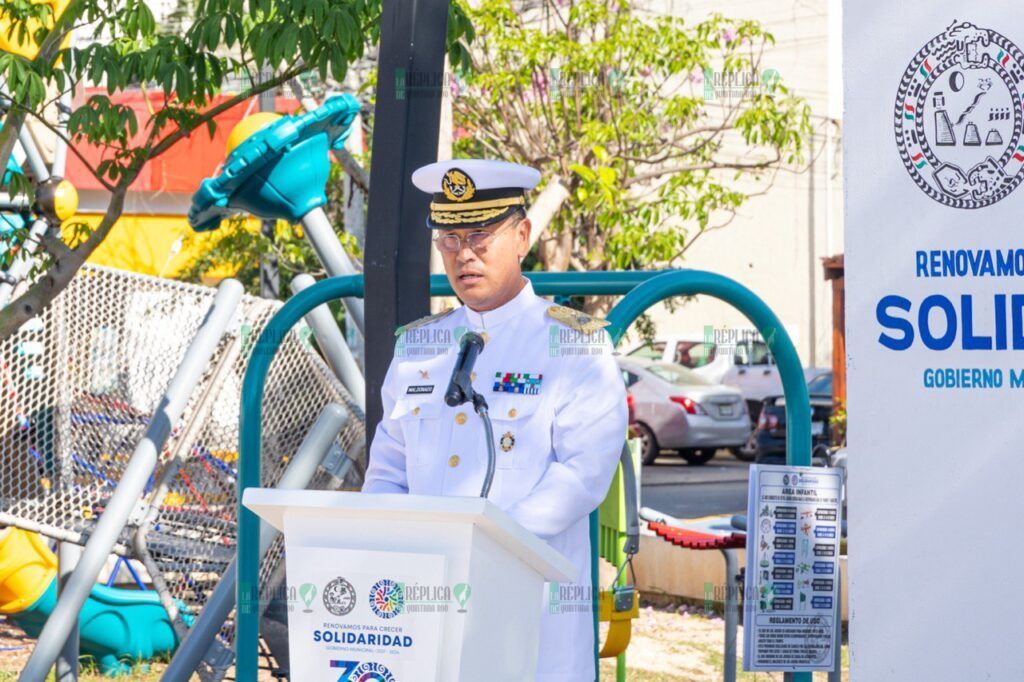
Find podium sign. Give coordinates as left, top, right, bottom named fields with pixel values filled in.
left=285, top=546, right=446, bottom=681
left=244, top=489, right=575, bottom=682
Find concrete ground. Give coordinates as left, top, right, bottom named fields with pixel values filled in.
left=641, top=449, right=751, bottom=518
left=598, top=601, right=849, bottom=681
left=1, top=601, right=849, bottom=680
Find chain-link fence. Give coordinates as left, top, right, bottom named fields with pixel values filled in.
left=0, top=264, right=366, bottom=678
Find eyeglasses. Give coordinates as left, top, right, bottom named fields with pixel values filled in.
left=433, top=217, right=520, bottom=254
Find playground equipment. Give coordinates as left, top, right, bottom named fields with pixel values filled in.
left=188, top=94, right=367, bottom=336
left=1, top=264, right=365, bottom=679
left=231, top=268, right=813, bottom=681
left=180, top=97, right=812, bottom=678
left=0, top=527, right=187, bottom=675
left=5, top=87, right=814, bottom=680
left=639, top=508, right=745, bottom=682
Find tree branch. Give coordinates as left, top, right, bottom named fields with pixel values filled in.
left=0, top=182, right=128, bottom=338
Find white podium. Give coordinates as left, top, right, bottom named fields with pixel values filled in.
left=243, top=489, right=576, bottom=682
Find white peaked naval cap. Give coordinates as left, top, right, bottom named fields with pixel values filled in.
left=411, top=159, right=542, bottom=229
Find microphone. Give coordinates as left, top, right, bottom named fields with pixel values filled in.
left=445, top=331, right=486, bottom=407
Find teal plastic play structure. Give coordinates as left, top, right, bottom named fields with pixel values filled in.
left=11, top=579, right=191, bottom=675
left=188, top=94, right=361, bottom=231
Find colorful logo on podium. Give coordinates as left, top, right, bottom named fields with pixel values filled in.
left=895, top=21, right=1024, bottom=208
left=369, top=578, right=404, bottom=619
left=330, top=660, right=396, bottom=682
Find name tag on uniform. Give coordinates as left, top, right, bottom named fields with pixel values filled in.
left=407, top=385, right=434, bottom=395
left=493, top=372, right=542, bottom=395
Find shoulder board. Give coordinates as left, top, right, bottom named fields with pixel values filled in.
left=546, top=304, right=610, bottom=334
left=394, top=307, right=455, bottom=336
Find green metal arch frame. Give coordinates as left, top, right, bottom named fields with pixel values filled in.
left=234, top=269, right=811, bottom=680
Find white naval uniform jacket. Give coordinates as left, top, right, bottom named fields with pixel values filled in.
left=362, top=278, right=628, bottom=681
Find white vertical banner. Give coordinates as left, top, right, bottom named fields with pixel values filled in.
left=845, top=5, right=1024, bottom=681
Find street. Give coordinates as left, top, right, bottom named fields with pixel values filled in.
left=639, top=449, right=750, bottom=519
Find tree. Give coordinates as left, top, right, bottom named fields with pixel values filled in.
left=0, top=0, right=473, bottom=339
left=452, top=0, right=813, bottom=313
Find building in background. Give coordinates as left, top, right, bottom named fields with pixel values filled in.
left=638, top=0, right=843, bottom=369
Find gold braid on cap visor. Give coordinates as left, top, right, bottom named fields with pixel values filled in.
left=429, top=206, right=513, bottom=224
left=429, top=195, right=525, bottom=225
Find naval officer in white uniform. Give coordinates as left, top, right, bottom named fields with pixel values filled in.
left=362, top=159, right=628, bottom=681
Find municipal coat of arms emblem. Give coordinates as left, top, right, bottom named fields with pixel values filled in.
left=895, top=21, right=1024, bottom=208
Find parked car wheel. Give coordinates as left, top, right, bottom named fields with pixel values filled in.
left=678, top=448, right=716, bottom=465
left=636, top=422, right=660, bottom=465
left=729, top=432, right=759, bottom=462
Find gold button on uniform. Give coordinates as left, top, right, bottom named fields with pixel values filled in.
left=455, top=412, right=467, bottom=425
left=470, top=371, right=476, bottom=382
left=507, top=408, right=518, bottom=418
left=412, top=406, right=420, bottom=416
left=448, top=455, right=460, bottom=468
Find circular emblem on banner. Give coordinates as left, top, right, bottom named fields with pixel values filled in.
left=322, top=576, right=357, bottom=616
left=369, top=578, right=404, bottom=619
left=894, top=21, right=1024, bottom=208
left=350, top=661, right=396, bottom=682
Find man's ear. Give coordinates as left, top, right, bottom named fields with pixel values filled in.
left=517, top=217, right=532, bottom=257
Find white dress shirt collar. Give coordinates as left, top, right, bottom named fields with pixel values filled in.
left=463, top=277, right=534, bottom=330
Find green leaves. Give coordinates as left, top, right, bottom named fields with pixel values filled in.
left=453, top=0, right=811, bottom=274
left=0, top=53, right=46, bottom=108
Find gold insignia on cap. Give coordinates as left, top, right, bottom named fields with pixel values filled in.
left=442, top=168, right=476, bottom=202
left=546, top=304, right=611, bottom=334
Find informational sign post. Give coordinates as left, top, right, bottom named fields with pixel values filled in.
left=846, top=3, right=1024, bottom=680
left=743, top=464, right=843, bottom=672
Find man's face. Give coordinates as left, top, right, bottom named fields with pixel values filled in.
left=436, top=213, right=531, bottom=311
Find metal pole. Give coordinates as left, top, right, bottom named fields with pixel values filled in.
left=161, top=403, right=348, bottom=682
left=19, top=279, right=243, bottom=681
left=829, top=565, right=842, bottom=682
left=363, top=0, right=449, bottom=447
left=52, top=89, right=72, bottom=178
left=721, top=548, right=739, bottom=682
left=290, top=273, right=365, bottom=410
left=807, top=133, right=817, bottom=367
left=55, top=542, right=82, bottom=681
left=258, top=67, right=279, bottom=300
left=18, top=126, right=50, bottom=182
left=299, top=208, right=365, bottom=333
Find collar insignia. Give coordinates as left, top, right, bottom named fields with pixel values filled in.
left=394, top=307, right=455, bottom=336
left=546, top=304, right=610, bottom=334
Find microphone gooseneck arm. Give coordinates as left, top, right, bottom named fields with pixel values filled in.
left=473, top=392, right=495, bottom=498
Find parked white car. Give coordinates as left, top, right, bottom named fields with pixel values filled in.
left=627, top=335, right=827, bottom=418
